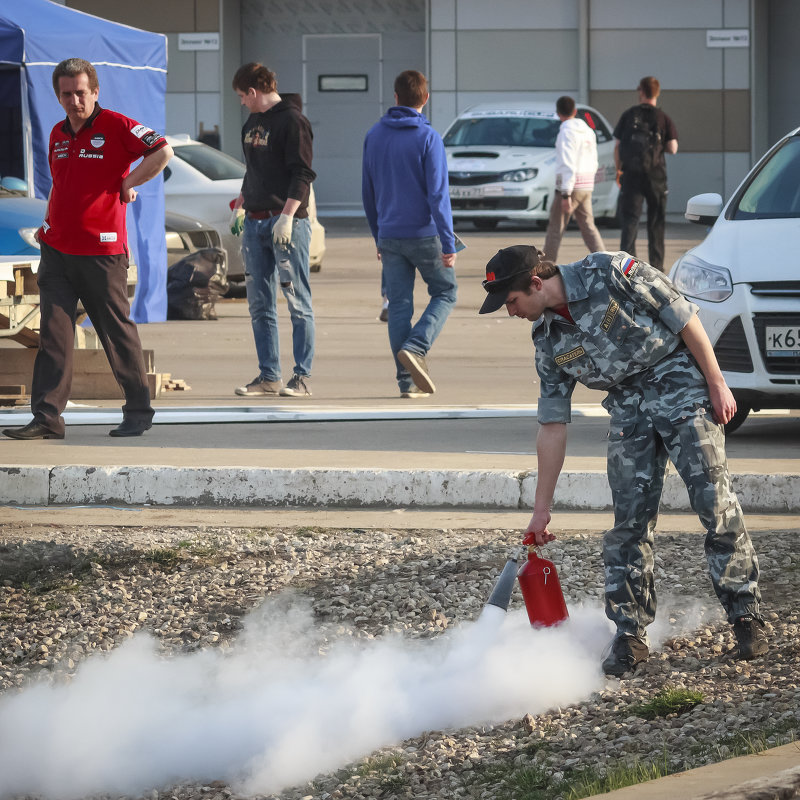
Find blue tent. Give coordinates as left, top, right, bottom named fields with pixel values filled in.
left=0, top=0, right=168, bottom=322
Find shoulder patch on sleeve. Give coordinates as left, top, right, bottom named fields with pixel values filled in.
left=601, top=299, right=620, bottom=331
left=142, top=131, right=163, bottom=147
left=621, top=256, right=639, bottom=277
left=131, top=124, right=149, bottom=138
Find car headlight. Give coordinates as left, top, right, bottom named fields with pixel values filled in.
left=18, top=227, right=40, bottom=250
left=671, top=256, right=733, bottom=302
left=501, top=168, right=538, bottom=182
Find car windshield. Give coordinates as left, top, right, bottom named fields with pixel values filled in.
left=443, top=116, right=560, bottom=148
left=730, top=135, right=800, bottom=219
left=172, top=144, right=246, bottom=181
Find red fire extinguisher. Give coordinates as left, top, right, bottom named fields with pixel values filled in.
left=517, top=546, right=569, bottom=627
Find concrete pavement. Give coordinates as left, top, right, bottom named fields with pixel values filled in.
left=1, top=220, right=798, bottom=510
left=0, top=407, right=798, bottom=509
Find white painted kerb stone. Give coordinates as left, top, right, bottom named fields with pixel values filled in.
left=15, top=465, right=800, bottom=512
left=49, top=466, right=523, bottom=508
left=0, top=466, right=51, bottom=505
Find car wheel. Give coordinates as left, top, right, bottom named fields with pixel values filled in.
left=224, top=280, right=247, bottom=299
left=724, top=401, right=751, bottom=435
left=473, top=219, right=499, bottom=231
left=598, top=196, right=622, bottom=228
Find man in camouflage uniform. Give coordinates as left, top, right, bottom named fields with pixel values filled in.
left=479, top=245, right=766, bottom=676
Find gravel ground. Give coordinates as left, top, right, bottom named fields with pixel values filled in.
left=0, top=521, right=798, bottom=800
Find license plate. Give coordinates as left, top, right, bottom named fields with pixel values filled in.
left=450, top=186, right=485, bottom=199
left=765, top=325, right=800, bottom=356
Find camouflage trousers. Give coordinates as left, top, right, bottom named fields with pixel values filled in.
left=602, top=350, right=761, bottom=643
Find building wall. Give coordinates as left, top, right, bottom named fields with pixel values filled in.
left=429, top=0, right=754, bottom=213
left=62, top=0, right=798, bottom=216
left=237, top=0, right=426, bottom=210
left=66, top=0, right=225, bottom=147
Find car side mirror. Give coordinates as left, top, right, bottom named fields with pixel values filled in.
left=685, top=193, right=723, bottom=226
left=0, top=176, right=28, bottom=192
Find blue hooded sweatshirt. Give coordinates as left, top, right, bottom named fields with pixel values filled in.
left=362, top=106, right=455, bottom=254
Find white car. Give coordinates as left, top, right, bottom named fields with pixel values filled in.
left=164, top=134, right=325, bottom=281
left=442, top=102, right=619, bottom=229
left=670, top=126, right=800, bottom=433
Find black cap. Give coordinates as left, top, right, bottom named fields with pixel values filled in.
left=479, top=245, right=543, bottom=314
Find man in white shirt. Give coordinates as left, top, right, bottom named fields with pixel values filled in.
left=543, top=96, right=605, bottom=263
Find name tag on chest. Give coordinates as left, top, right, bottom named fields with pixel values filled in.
left=555, top=345, right=586, bottom=366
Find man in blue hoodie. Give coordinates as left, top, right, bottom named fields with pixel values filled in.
left=362, top=70, right=457, bottom=398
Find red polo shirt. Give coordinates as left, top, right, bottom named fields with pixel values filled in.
left=40, top=105, right=167, bottom=256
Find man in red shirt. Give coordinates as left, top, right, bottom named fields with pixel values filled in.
left=3, top=58, right=172, bottom=440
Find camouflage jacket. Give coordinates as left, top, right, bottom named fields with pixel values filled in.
left=533, top=251, right=699, bottom=424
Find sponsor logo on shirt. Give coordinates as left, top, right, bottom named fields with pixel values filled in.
left=90, top=134, right=105, bottom=149
left=142, top=131, right=162, bottom=147
left=53, top=140, right=70, bottom=152
left=78, top=149, right=103, bottom=159
left=56, top=153, right=68, bottom=159
left=555, top=345, right=587, bottom=366
left=100, top=232, right=118, bottom=243
left=244, top=126, right=270, bottom=148
left=601, top=299, right=619, bottom=332
left=131, top=124, right=149, bottom=137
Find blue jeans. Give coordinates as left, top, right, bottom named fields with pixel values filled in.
left=242, top=216, right=314, bottom=380
left=379, top=236, right=457, bottom=391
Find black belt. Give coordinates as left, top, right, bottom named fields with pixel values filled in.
left=247, top=209, right=283, bottom=219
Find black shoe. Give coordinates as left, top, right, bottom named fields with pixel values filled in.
left=602, top=634, right=649, bottom=677
left=109, top=418, right=153, bottom=437
left=2, top=421, right=64, bottom=440
left=733, top=615, right=768, bottom=659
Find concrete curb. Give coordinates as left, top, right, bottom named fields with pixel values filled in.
left=3, top=465, right=799, bottom=511
left=697, top=763, right=800, bottom=800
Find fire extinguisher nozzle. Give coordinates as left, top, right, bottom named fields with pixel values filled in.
left=484, top=557, right=519, bottom=612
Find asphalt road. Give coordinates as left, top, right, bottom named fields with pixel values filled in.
left=2, top=218, right=799, bottom=469
left=132, top=218, right=711, bottom=407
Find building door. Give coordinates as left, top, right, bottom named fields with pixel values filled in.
left=303, top=34, right=382, bottom=213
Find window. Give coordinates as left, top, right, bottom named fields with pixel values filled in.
left=172, top=144, right=245, bottom=181
left=577, top=109, right=611, bottom=143
left=731, top=136, right=800, bottom=220
left=318, top=75, right=368, bottom=92
left=443, top=117, right=560, bottom=148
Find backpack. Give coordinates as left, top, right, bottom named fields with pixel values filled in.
left=619, top=105, right=662, bottom=173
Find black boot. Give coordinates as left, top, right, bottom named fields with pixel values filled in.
left=602, top=634, right=649, bottom=676
left=732, top=616, right=768, bottom=659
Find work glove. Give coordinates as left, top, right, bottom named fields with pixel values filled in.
left=229, top=207, right=245, bottom=236
left=272, top=213, right=294, bottom=246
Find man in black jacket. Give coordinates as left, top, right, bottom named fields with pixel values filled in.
left=613, top=76, right=678, bottom=271
left=230, top=62, right=317, bottom=398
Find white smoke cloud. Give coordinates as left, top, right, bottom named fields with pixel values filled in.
left=0, top=592, right=708, bottom=799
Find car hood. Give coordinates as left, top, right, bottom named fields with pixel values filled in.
left=688, top=217, right=800, bottom=283
left=445, top=146, right=555, bottom=172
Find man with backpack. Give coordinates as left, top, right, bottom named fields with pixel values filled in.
left=613, top=76, right=678, bottom=270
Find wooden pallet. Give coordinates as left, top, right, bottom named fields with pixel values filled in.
left=2, top=349, right=163, bottom=399
left=0, top=384, right=27, bottom=406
